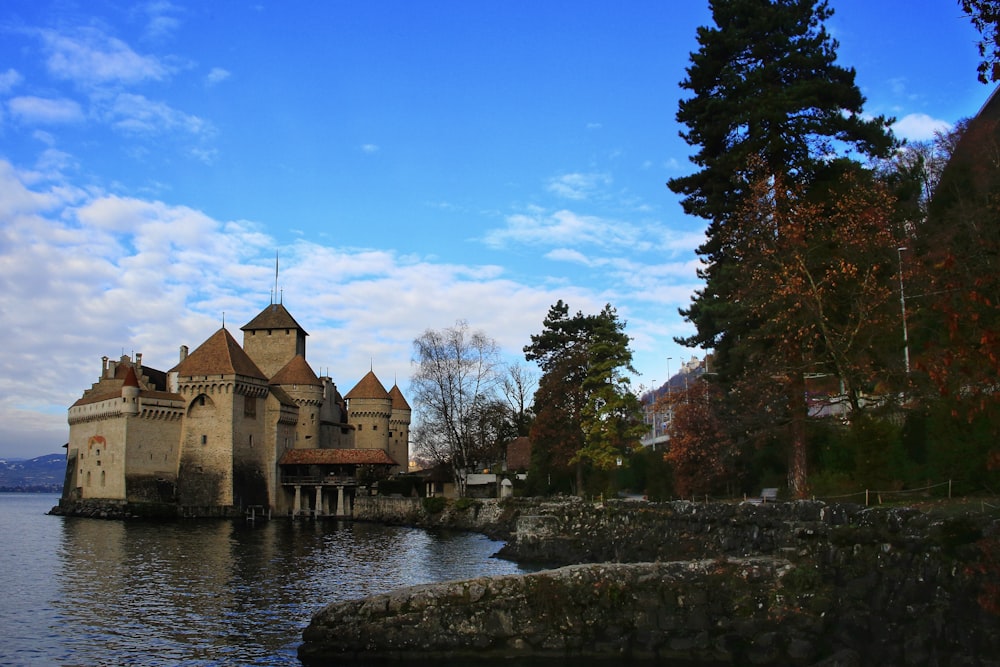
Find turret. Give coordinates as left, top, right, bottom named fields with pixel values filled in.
left=122, top=365, right=140, bottom=416
left=345, top=371, right=392, bottom=453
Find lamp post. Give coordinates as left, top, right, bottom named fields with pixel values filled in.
left=666, top=357, right=673, bottom=431
left=897, top=247, right=910, bottom=375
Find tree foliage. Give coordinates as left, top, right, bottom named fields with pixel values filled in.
left=668, top=0, right=897, bottom=496
left=911, top=102, right=1000, bottom=416
left=732, top=162, right=904, bottom=409
left=410, top=321, right=503, bottom=496
left=961, top=0, right=1000, bottom=83
left=501, top=362, right=537, bottom=437
left=661, top=379, right=735, bottom=498
left=524, top=301, right=645, bottom=495
left=671, top=0, right=895, bottom=357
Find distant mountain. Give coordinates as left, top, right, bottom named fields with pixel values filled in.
left=0, top=454, right=65, bottom=492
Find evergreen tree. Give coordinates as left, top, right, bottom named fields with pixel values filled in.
left=524, top=301, right=644, bottom=495
left=668, top=0, right=896, bottom=495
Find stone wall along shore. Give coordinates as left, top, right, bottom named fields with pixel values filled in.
left=302, top=497, right=1000, bottom=666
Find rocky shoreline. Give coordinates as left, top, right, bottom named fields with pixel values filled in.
left=302, top=497, right=1000, bottom=666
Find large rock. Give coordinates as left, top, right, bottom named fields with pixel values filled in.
left=300, top=558, right=805, bottom=665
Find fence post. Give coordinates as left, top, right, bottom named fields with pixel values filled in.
left=865, top=489, right=869, bottom=506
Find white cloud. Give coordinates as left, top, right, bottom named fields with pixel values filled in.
left=892, top=113, right=952, bottom=142
left=546, top=171, right=611, bottom=200
left=361, top=143, right=380, bottom=154
left=7, top=96, right=85, bottom=124
left=484, top=207, right=686, bottom=255
left=105, top=92, right=212, bottom=137
left=142, top=1, right=183, bottom=40
left=39, top=26, right=171, bottom=88
left=545, top=247, right=593, bottom=265
left=0, top=68, right=22, bottom=93
left=205, top=67, right=230, bottom=86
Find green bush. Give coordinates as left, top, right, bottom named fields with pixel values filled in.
left=453, top=497, right=481, bottom=512
left=422, top=496, right=447, bottom=514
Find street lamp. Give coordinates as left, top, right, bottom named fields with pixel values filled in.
left=666, top=357, right=673, bottom=431
left=897, top=247, right=910, bottom=375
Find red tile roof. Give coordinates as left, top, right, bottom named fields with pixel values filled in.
left=388, top=384, right=411, bottom=411
left=241, top=303, right=308, bottom=335
left=270, top=354, right=322, bottom=386
left=171, top=328, right=267, bottom=379
left=278, top=448, right=398, bottom=466
left=122, top=366, right=139, bottom=388
left=344, top=370, right=389, bottom=400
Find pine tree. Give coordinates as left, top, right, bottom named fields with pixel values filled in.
left=668, top=0, right=896, bottom=495
left=524, top=302, right=644, bottom=495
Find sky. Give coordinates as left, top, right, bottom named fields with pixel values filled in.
left=0, top=0, right=991, bottom=459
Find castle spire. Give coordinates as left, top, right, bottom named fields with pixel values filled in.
left=273, top=251, right=279, bottom=305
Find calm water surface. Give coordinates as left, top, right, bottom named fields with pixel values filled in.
left=0, top=493, right=532, bottom=666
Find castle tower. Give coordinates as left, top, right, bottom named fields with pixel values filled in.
left=344, top=370, right=392, bottom=455
left=240, top=303, right=308, bottom=379
left=171, top=328, right=272, bottom=509
left=270, top=354, right=324, bottom=448
left=388, top=384, right=411, bottom=473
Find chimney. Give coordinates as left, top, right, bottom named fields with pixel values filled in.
left=179, top=345, right=188, bottom=362
left=102, top=356, right=109, bottom=378
left=135, top=352, right=142, bottom=368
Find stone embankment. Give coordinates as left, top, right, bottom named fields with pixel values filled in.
left=49, top=498, right=235, bottom=519
left=352, top=496, right=521, bottom=539
left=301, top=497, right=1000, bottom=666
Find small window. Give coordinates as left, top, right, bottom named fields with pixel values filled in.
left=201, top=435, right=207, bottom=445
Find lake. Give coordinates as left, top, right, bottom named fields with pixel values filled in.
left=0, top=493, right=532, bottom=666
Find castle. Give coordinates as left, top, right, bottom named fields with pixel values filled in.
left=60, top=301, right=410, bottom=517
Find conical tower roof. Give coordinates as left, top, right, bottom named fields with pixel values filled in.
left=122, top=366, right=140, bottom=388
left=270, top=354, right=322, bottom=386
left=171, top=328, right=267, bottom=379
left=388, top=384, right=410, bottom=411
left=344, top=370, right=389, bottom=400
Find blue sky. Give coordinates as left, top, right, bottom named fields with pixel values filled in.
left=0, top=0, right=990, bottom=458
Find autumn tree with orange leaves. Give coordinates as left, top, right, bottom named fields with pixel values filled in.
left=912, top=104, right=1000, bottom=417
left=661, top=379, right=735, bottom=499
left=720, top=160, right=905, bottom=495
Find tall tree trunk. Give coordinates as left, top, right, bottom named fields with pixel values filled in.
left=788, top=369, right=809, bottom=498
